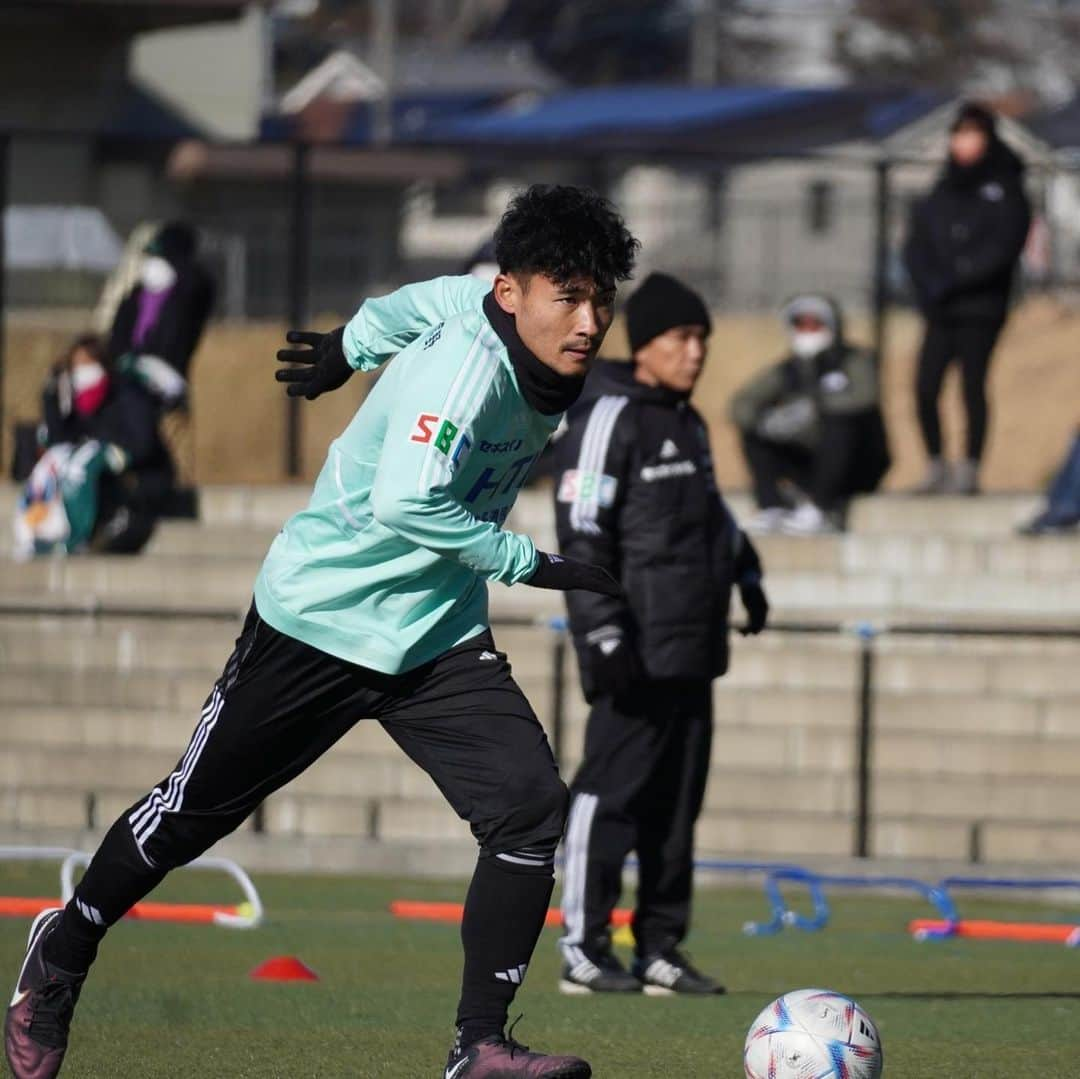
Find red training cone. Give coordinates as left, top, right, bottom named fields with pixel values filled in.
left=249, top=956, right=320, bottom=982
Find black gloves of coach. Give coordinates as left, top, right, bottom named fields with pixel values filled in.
left=734, top=532, right=769, bottom=637
left=585, top=624, right=645, bottom=697
left=276, top=325, right=353, bottom=400
left=527, top=552, right=622, bottom=598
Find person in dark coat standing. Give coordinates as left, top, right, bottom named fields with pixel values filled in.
left=554, top=273, right=769, bottom=997
left=903, top=102, right=1031, bottom=494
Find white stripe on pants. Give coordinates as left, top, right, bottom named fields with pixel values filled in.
left=559, top=791, right=598, bottom=960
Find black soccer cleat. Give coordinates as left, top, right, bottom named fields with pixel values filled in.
left=443, top=1031, right=591, bottom=1078
left=632, top=948, right=725, bottom=996
left=558, top=947, right=641, bottom=995
left=4, top=908, right=87, bottom=1079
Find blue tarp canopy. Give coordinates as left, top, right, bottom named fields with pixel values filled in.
left=407, top=84, right=944, bottom=156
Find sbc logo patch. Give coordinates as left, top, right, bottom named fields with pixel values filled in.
left=410, top=413, right=471, bottom=470
left=557, top=469, right=617, bottom=507
left=411, top=413, right=459, bottom=453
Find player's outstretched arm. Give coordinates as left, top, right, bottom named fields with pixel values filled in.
left=275, top=276, right=488, bottom=400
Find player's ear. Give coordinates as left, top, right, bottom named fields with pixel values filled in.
left=493, top=272, right=522, bottom=316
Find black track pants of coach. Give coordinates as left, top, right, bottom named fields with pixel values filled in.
left=560, top=680, right=712, bottom=960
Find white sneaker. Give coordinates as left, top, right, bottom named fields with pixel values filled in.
left=745, top=507, right=788, bottom=534
left=779, top=503, right=836, bottom=535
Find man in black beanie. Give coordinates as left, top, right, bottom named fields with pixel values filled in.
left=903, top=101, right=1030, bottom=494
left=553, top=272, right=769, bottom=996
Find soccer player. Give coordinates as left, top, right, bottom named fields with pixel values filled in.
left=5, top=185, right=639, bottom=1079
left=552, top=273, right=769, bottom=996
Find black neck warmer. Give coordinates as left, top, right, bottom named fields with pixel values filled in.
left=483, top=292, right=586, bottom=415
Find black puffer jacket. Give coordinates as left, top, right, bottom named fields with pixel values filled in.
left=553, top=360, right=738, bottom=697
left=903, top=137, right=1031, bottom=324
left=108, top=262, right=215, bottom=378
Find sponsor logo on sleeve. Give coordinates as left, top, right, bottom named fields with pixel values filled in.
left=557, top=469, right=618, bottom=507
left=410, top=413, right=471, bottom=470
left=410, top=413, right=459, bottom=453
left=410, top=413, right=441, bottom=444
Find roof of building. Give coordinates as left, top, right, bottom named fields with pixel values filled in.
left=279, top=43, right=562, bottom=115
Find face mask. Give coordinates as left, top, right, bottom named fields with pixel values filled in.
left=140, top=254, right=178, bottom=293
left=791, top=328, right=834, bottom=359
left=72, top=362, right=109, bottom=416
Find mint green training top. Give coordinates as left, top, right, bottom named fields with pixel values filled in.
left=254, top=275, right=555, bottom=674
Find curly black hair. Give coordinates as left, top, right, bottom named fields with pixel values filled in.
left=494, top=184, right=639, bottom=288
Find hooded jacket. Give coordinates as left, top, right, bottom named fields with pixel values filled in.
left=730, top=295, right=882, bottom=453
left=553, top=360, right=738, bottom=696
left=903, top=136, right=1031, bottom=324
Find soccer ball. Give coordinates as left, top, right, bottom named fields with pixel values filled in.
left=743, top=988, right=883, bottom=1079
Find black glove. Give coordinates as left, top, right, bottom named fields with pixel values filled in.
left=527, top=551, right=622, bottom=597
left=734, top=531, right=769, bottom=636
left=585, top=624, right=645, bottom=697
left=275, top=326, right=352, bottom=400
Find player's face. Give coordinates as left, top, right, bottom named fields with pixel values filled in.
left=633, top=324, right=708, bottom=394
left=493, top=272, right=616, bottom=377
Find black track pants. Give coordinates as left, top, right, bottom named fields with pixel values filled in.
left=915, top=318, right=1004, bottom=461
left=70, top=604, right=568, bottom=1033
left=559, top=679, right=712, bottom=960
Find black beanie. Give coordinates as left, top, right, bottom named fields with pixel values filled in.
left=625, top=272, right=711, bottom=353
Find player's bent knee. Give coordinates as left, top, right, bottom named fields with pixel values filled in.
left=510, top=776, right=569, bottom=844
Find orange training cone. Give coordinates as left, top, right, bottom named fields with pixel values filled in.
left=249, top=956, right=320, bottom=982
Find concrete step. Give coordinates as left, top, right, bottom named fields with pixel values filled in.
left=0, top=483, right=1044, bottom=537
left=0, top=619, right=561, bottom=685
left=981, top=822, right=1080, bottom=864
left=8, top=554, right=1077, bottom=620
left=145, top=522, right=279, bottom=559
left=11, top=498, right=1067, bottom=580
left=703, top=771, right=854, bottom=815
left=0, top=744, right=179, bottom=790
left=0, top=617, right=239, bottom=673
left=871, top=817, right=973, bottom=860
left=873, top=773, right=1080, bottom=824
left=0, top=788, right=91, bottom=831
left=0, top=556, right=259, bottom=605
left=847, top=494, right=1040, bottom=537
left=2, top=710, right=406, bottom=758
left=695, top=810, right=854, bottom=858
left=376, top=798, right=472, bottom=844
left=753, top=532, right=1079, bottom=579
left=873, top=730, right=1080, bottom=779
left=0, top=666, right=213, bottom=712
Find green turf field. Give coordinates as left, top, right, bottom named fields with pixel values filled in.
left=2, top=863, right=1079, bottom=1078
